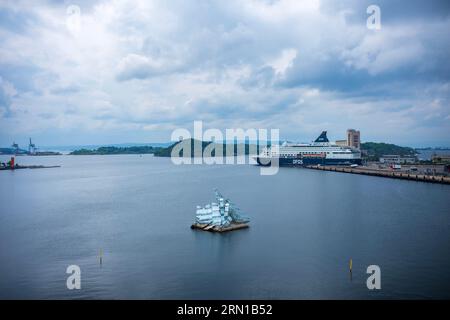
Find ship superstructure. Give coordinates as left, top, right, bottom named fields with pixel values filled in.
left=255, top=131, right=362, bottom=166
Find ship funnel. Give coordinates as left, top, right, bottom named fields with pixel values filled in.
left=314, top=131, right=329, bottom=143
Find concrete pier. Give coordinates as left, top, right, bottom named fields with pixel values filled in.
left=305, top=165, right=450, bottom=185
left=0, top=165, right=60, bottom=171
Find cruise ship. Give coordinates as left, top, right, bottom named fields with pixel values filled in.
left=255, top=131, right=362, bottom=166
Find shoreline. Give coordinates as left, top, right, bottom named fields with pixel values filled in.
left=305, top=165, right=450, bottom=185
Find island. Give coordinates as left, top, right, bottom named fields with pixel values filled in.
left=70, top=139, right=264, bottom=157
left=70, top=146, right=163, bottom=155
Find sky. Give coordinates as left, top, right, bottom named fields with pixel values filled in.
left=0, top=0, right=449, bottom=148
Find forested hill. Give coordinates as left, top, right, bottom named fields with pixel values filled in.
left=70, top=146, right=162, bottom=155
left=70, top=139, right=262, bottom=157
left=361, top=142, right=416, bottom=161
left=153, top=139, right=262, bottom=157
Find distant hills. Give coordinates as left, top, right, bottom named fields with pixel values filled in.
left=1, top=140, right=438, bottom=161
left=70, top=145, right=163, bottom=155
left=70, top=139, right=263, bottom=156
left=0, top=142, right=172, bottom=155
left=69, top=140, right=422, bottom=160
left=155, top=138, right=265, bottom=157
left=361, top=142, right=416, bottom=161
left=42, top=142, right=172, bottom=153
left=0, top=148, right=28, bottom=155
left=0, top=148, right=62, bottom=156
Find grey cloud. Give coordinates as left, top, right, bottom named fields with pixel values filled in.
left=115, top=54, right=162, bottom=81
left=50, top=84, right=81, bottom=95
left=0, top=6, right=38, bottom=34
left=0, top=88, right=11, bottom=116
left=240, top=66, right=276, bottom=89
left=320, top=0, right=450, bottom=24
left=0, top=0, right=449, bottom=146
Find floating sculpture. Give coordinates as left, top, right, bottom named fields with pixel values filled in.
left=192, top=189, right=250, bottom=232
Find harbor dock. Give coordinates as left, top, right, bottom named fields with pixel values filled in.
left=0, top=156, right=60, bottom=171
left=306, top=165, right=450, bottom=185
left=0, top=165, right=60, bottom=171
left=191, top=222, right=249, bottom=233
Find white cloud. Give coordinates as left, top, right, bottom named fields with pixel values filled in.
left=0, top=76, right=17, bottom=98
left=268, top=49, right=297, bottom=76
left=116, top=53, right=164, bottom=80
left=341, top=26, right=426, bottom=75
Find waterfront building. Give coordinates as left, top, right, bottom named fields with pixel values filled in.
left=379, top=154, right=417, bottom=164
left=347, top=129, right=361, bottom=150
left=432, top=154, right=450, bottom=164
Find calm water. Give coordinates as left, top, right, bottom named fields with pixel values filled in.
left=0, top=155, right=449, bottom=299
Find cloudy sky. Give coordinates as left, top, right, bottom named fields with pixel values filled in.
left=0, top=0, right=449, bottom=147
